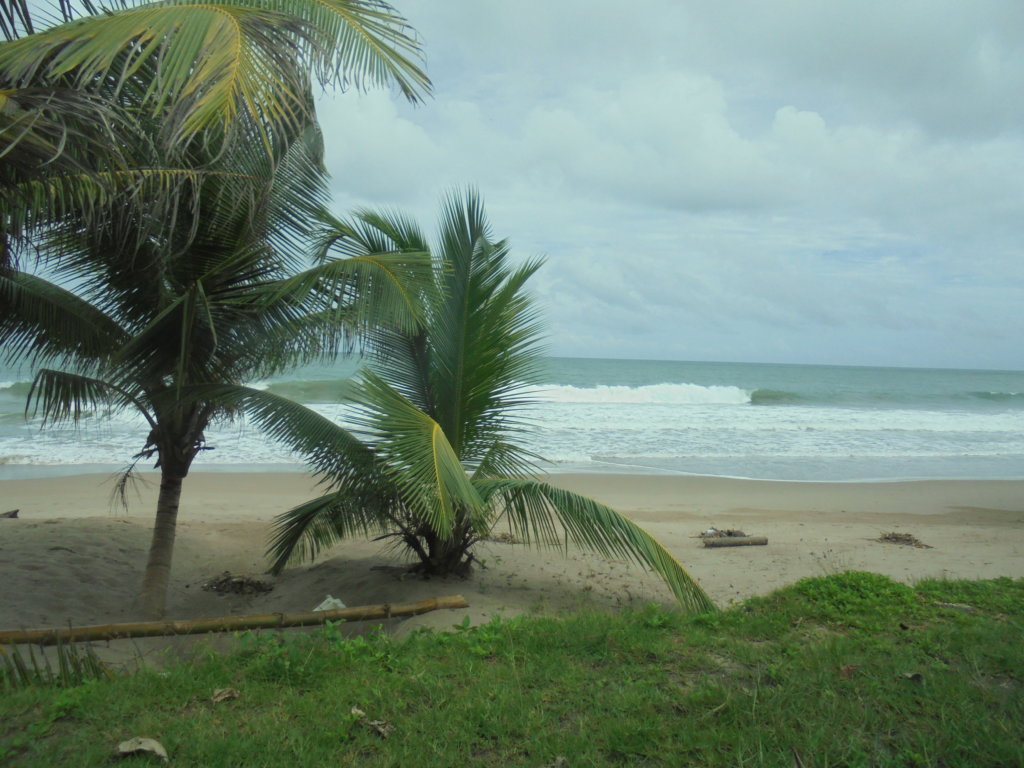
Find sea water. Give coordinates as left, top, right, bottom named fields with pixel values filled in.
left=1, top=357, right=1023, bottom=481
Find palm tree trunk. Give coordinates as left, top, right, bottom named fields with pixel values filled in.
left=422, top=522, right=474, bottom=577
left=138, top=469, right=185, bottom=619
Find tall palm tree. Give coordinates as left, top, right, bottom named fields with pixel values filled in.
left=208, top=191, right=716, bottom=613
left=0, top=0, right=432, bottom=618
left=0, top=111, right=430, bottom=619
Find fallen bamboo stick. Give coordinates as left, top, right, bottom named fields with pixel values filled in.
left=702, top=536, right=768, bottom=548
left=0, top=595, right=469, bottom=647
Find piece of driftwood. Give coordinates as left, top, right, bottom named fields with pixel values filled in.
left=0, top=595, right=469, bottom=646
left=1, top=509, right=18, bottom=519
left=702, top=536, right=768, bottom=548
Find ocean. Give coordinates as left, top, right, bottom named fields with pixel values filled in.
left=2, top=357, right=1023, bottom=482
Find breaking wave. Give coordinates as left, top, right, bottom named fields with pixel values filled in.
left=529, top=383, right=751, bottom=405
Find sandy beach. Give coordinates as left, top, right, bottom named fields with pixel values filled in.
left=2, top=471, right=1022, bottom=664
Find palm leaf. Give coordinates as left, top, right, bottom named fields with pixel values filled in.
left=424, top=189, right=548, bottom=463
left=0, top=0, right=429, bottom=148
left=347, top=369, right=484, bottom=539
left=0, top=269, right=127, bottom=368
left=267, top=250, right=430, bottom=338
left=179, top=383, right=375, bottom=481
left=26, top=368, right=151, bottom=427
left=266, top=488, right=398, bottom=574
left=480, top=478, right=717, bottom=613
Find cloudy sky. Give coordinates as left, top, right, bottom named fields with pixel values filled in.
left=316, top=0, right=1024, bottom=370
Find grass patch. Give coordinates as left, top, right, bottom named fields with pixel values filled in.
left=2, top=573, right=1022, bottom=767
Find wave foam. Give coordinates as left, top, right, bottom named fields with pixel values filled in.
left=529, top=383, right=751, bottom=405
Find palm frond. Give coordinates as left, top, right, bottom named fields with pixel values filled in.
left=0, top=269, right=127, bottom=368
left=0, top=86, right=120, bottom=169
left=178, top=383, right=377, bottom=480
left=315, top=206, right=431, bottom=262
left=426, top=189, right=548, bottom=462
left=274, top=0, right=431, bottom=102
left=26, top=368, right=148, bottom=426
left=0, top=0, right=429, bottom=149
left=266, top=489, right=398, bottom=574
left=267, top=249, right=430, bottom=338
left=480, top=478, right=717, bottom=613
left=348, top=370, right=484, bottom=539
left=263, top=120, right=327, bottom=261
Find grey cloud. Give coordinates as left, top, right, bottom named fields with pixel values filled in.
left=314, top=0, right=1024, bottom=369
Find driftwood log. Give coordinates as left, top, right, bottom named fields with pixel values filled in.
left=0, top=595, right=469, bottom=646
left=702, top=536, right=768, bottom=548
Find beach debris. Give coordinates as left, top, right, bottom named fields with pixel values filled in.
left=115, top=737, right=168, bottom=762
left=314, top=595, right=347, bottom=611
left=702, top=536, right=768, bottom=548
left=700, top=527, right=747, bottom=538
left=487, top=531, right=521, bottom=544
left=1, top=509, right=18, bottom=519
left=350, top=707, right=395, bottom=739
left=211, top=688, right=241, bottom=704
left=876, top=531, right=932, bottom=548
left=0, top=595, right=470, bottom=646
left=200, top=571, right=273, bottom=595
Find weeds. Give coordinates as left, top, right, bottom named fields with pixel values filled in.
left=0, top=639, right=109, bottom=691
left=1, top=574, right=1022, bottom=767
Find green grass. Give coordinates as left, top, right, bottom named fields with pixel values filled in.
left=2, top=573, right=1022, bottom=767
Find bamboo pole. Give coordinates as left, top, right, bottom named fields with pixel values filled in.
left=0, top=595, right=469, bottom=646
left=702, top=536, right=768, bottom=548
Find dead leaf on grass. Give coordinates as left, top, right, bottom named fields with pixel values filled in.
left=541, top=758, right=567, bottom=768
left=115, top=737, right=168, bottom=762
left=211, top=688, right=240, bottom=704
left=901, top=672, right=924, bottom=683
left=838, top=664, right=859, bottom=680
left=350, top=706, right=395, bottom=739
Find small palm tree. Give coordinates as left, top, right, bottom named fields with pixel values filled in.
left=219, top=191, right=716, bottom=613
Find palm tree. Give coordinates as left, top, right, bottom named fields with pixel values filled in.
left=0, top=0, right=432, bottom=618
left=1, top=122, right=430, bottom=617
left=209, top=191, right=716, bottom=613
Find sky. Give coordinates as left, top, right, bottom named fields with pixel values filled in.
left=316, top=0, right=1024, bottom=370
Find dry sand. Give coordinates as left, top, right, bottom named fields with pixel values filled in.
left=1, top=471, right=1022, bottom=666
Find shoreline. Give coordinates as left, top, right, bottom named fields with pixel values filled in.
left=3, top=461, right=1024, bottom=484
left=5, top=469, right=1024, bottom=516
left=2, top=471, right=1022, bottom=665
